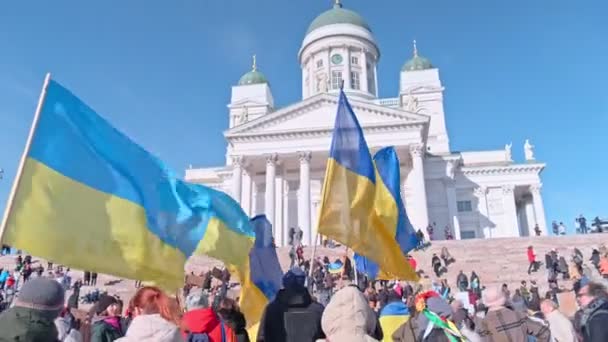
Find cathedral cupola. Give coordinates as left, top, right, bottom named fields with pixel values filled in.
left=402, top=40, right=433, bottom=72
left=299, top=0, right=379, bottom=100
left=238, top=55, right=269, bottom=86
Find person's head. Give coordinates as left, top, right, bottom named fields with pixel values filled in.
left=13, top=277, right=65, bottom=318
left=282, top=267, right=306, bottom=290
left=577, top=281, right=608, bottom=308
left=96, top=294, right=121, bottom=317
left=185, top=288, right=209, bottom=311
left=540, top=299, right=558, bottom=315
left=130, top=286, right=181, bottom=325
left=521, top=280, right=527, bottom=286
left=501, top=283, right=508, bottom=290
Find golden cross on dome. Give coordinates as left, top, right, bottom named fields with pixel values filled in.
left=334, top=0, right=342, bottom=8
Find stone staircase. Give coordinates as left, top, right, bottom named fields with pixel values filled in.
left=282, top=233, right=608, bottom=294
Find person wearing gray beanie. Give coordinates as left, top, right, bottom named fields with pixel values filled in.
left=0, top=277, right=66, bottom=341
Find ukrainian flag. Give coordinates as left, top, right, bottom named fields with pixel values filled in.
left=379, top=301, right=410, bottom=342
left=0, top=77, right=252, bottom=290
left=354, top=147, right=419, bottom=280
left=327, top=260, right=344, bottom=274
left=317, top=90, right=417, bottom=281
left=242, top=215, right=283, bottom=339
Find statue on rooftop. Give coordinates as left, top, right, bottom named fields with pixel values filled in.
left=524, top=139, right=535, bottom=161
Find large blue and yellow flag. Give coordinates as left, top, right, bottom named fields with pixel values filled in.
left=354, top=147, right=419, bottom=280
left=0, top=77, right=252, bottom=289
left=242, top=215, right=283, bottom=339
left=379, top=301, right=410, bottom=341
left=317, top=90, right=417, bottom=281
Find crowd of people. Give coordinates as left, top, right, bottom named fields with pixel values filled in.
left=0, top=240, right=608, bottom=341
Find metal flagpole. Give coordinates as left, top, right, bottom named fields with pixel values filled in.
left=0, top=73, right=52, bottom=242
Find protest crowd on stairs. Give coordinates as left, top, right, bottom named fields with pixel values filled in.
left=1, top=232, right=608, bottom=341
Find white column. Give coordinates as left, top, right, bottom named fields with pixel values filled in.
left=274, top=169, right=284, bottom=247
left=444, top=179, right=461, bottom=240
left=524, top=197, right=537, bottom=236
left=282, top=181, right=291, bottom=247
left=265, top=154, right=278, bottom=226
left=530, top=184, right=547, bottom=236
left=298, top=151, right=312, bottom=246
left=474, top=187, right=490, bottom=238
left=344, top=46, right=352, bottom=89
left=360, top=48, right=369, bottom=93
left=409, top=144, right=429, bottom=238
left=251, top=181, right=259, bottom=216
left=373, top=63, right=379, bottom=96
left=231, top=156, right=243, bottom=203
left=241, top=169, right=252, bottom=216
left=502, top=184, right=518, bottom=237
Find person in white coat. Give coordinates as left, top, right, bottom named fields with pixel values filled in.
left=116, top=286, right=183, bottom=342
left=540, top=299, right=577, bottom=342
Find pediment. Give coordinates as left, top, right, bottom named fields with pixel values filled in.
left=228, top=98, right=269, bottom=108
left=403, top=85, right=444, bottom=94
left=225, top=93, right=428, bottom=137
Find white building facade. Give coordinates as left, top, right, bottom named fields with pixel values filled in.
left=185, top=2, right=547, bottom=246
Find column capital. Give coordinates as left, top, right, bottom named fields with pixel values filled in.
left=409, top=144, right=425, bottom=157
left=530, top=183, right=542, bottom=193
left=298, top=151, right=312, bottom=164
left=265, top=153, right=279, bottom=165
left=231, top=155, right=245, bottom=167
left=474, top=186, right=487, bottom=196
left=502, top=184, right=515, bottom=194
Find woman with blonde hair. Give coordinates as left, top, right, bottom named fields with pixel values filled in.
left=116, top=286, right=183, bottom=342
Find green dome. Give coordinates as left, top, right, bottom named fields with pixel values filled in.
left=306, top=3, right=371, bottom=34
left=402, top=41, right=433, bottom=71
left=238, top=55, right=268, bottom=86
left=238, top=70, right=268, bottom=86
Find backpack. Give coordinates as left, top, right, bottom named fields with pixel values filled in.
left=187, top=321, right=226, bottom=342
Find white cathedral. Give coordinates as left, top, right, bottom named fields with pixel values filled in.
left=185, top=1, right=547, bottom=246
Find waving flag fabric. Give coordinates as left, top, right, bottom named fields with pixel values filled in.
left=354, top=147, right=419, bottom=280
left=316, top=90, right=417, bottom=281
left=379, top=301, right=410, bottom=341
left=327, top=260, right=345, bottom=274
left=242, top=215, right=283, bottom=339
left=0, top=77, right=252, bottom=290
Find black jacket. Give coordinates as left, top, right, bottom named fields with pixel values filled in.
left=257, top=287, right=325, bottom=342
left=581, top=298, right=608, bottom=342
left=220, top=309, right=250, bottom=342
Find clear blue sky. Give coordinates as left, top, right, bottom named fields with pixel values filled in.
left=0, top=0, right=606, bottom=233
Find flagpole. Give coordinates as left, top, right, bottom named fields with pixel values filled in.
left=0, top=73, right=52, bottom=243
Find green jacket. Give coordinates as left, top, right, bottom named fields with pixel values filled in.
left=0, top=306, right=59, bottom=342
left=91, top=318, right=124, bottom=342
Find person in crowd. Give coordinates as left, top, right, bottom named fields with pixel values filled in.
left=519, top=281, right=530, bottom=304
left=84, top=271, right=91, bottom=286
left=182, top=288, right=235, bottom=341
left=576, top=281, right=608, bottom=341
left=590, top=248, right=601, bottom=270
left=451, top=300, right=482, bottom=342
left=599, top=254, right=608, bottom=278
left=432, top=253, right=442, bottom=277
left=91, top=294, right=125, bottom=342
left=477, top=285, right=550, bottom=342
left=439, top=279, right=451, bottom=300
left=0, top=267, right=8, bottom=289
left=91, top=272, right=98, bottom=286
left=470, top=271, right=481, bottom=296
left=527, top=245, right=537, bottom=274
left=510, top=290, right=526, bottom=313
left=558, top=255, right=570, bottom=279
left=534, top=224, right=541, bottom=236
left=68, top=281, right=81, bottom=310
left=392, top=291, right=462, bottom=341
left=257, top=267, right=325, bottom=342
left=115, top=286, right=182, bottom=342
left=217, top=297, right=249, bottom=342
left=457, top=270, right=468, bottom=292
left=558, top=222, right=567, bottom=235
left=56, top=307, right=83, bottom=342
left=440, top=246, right=454, bottom=266
left=539, top=299, right=576, bottom=342
left=528, top=286, right=542, bottom=313
left=0, top=277, right=65, bottom=341
left=319, top=285, right=382, bottom=342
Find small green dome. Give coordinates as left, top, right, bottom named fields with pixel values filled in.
left=238, top=55, right=268, bottom=86
left=306, top=2, right=370, bottom=35
left=238, top=70, right=268, bottom=86
left=402, top=41, right=433, bottom=71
